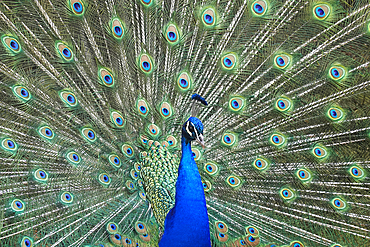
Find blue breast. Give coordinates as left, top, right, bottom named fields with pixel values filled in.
left=159, top=137, right=211, bottom=246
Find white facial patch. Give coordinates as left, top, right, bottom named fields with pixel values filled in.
left=186, top=121, right=192, bottom=136
left=186, top=121, right=199, bottom=139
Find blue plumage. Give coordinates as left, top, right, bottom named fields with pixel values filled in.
left=159, top=118, right=210, bottom=246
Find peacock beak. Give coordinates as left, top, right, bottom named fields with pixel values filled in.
left=196, top=134, right=205, bottom=148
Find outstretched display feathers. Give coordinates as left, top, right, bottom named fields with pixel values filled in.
left=0, top=0, right=369, bottom=246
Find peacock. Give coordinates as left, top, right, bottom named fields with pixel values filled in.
left=0, top=0, right=369, bottom=246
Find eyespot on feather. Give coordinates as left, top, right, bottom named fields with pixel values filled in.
left=34, top=168, right=48, bottom=183
left=221, top=53, right=237, bottom=70
left=106, top=222, right=119, bottom=234
left=296, top=168, right=312, bottom=183
left=60, top=192, right=73, bottom=204
left=140, top=135, right=149, bottom=146
left=177, top=71, right=192, bottom=92
left=38, top=126, right=55, bottom=140
left=253, top=157, right=269, bottom=171
left=66, top=151, right=81, bottom=165
left=147, top=124, right=160, bottom=138
left=139, top=191, right=146, bottom=200
left=252, top=0, right=268, bottom=16
left=233, top=238, right=247, bottom=247
left=11, top=199, right=25, bottom=212
left=216, top=232, right=228, bottom=242
left=331, top=197, right=347, bottom=210
left=99, top=68, right=115, bottom=87
left=312, top=144, right=328, bottom=159
left=275, top=96, right=292, bottom=112
left=122, top=144, right=134, bottom=158
left=313, top=4, right=330, bottom=20
left=204, top=162, right=219, bottom=176
left=274, top=54, right=291, bottom=69
left=192, top=147, right=201, bottom=161
left=329, top=65, right=346, bottom=81
left=59, top=91, right=78, bottom=107
left=159, top=102, right=173, bottom=118
left=135, top=221, right=147, bottom=234
left=13, top=86, right=31, bottom=101
left=137, top=99, right=150, bottom=117
left=109, top=154, right=121, bottom=168
left=2, top=35, right=21, bottom=53
left=140, top=233, right=151, bottom=242
left=202, top=180, right=212, bottom=192
left=221, top=132, right=237, bottom=147
left=1, top=138, right=18, bottom=153
left=244, top=235, right=260, bottom=246
left=81, top=128, right=97, bottom=142
left=246, top=226, right=259, bottom=237
left=98, top=173, right=111, bottom=186
left=229, top=96, right=245, bottom=112
left=226, top=175, right=242, bottom=188
left=137, top=179, right=144, bottom=187
left=348, top=165, right=365, bottom=180
left=134, top=163, right=142, bottom=172
left=110, top=18, right=125, bottom=40
left=20, top=236, right=33, bottom=247
left=126, top=180, right=136, bottom=191
left=69, top=0, right=85, bottom=16
left=123, top=237, right=133, bottom=246
left=290, top=241, right=304, bottom=247
left=327, top=107, right=344, bottom=121
left=110, top=233, right=123, bottom=245
left=56, top=42, right=74, bottom=62
left=279, top=187, right=295, bottom=201
left=165, top=24, right=180, bottom=45
left=130, top=169, right=139, bottom=180
left=201, top=8, right=216, bottom=27
left=270, top=133, right=286, bottom=147
left=140, top=0, right=153, bottom=7
left=166, top=135, right=177, bottom=148
left=110, top=111, right=125, bottom=128
left=139, top=54, right=153, bottom=75
left=215, top=221, right=228, bottom=233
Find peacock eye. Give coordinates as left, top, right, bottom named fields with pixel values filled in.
left=11, top=199, right=25, bottom=212
left=108, top=222, right=118, bottom=232
left=279, top=187, right=295, bottom=201
left=252, top=0, right=268, bottom=16
left=21, top=236, right=33, bottom=247
left=135, top=221, right=147, bottom=233
left=165, top=24, right=180, bottom=45
left=60, top=192, right=74, bottom=204
left=56, top=43, right=74, bottom=62
left=331, top=197, right=347, bottom=210
left=139, top=54, right=153, bottom=75
left=246, top=226, right=259, bottom=237
left=292, top=242, right=303, bottom=247
left=314, top=4, right=330, bottom=20
left=13, top=86, right=31, bottom=101
left=34, top=169, right=48, bottom=182
left=215, top=221, right=228, bottom=233
left=202, top=8, right=216, bottom=27
left=111, top=18, right=125, bottom=40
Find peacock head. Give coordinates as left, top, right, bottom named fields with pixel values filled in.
left=182, top=117, right=205, bottom=147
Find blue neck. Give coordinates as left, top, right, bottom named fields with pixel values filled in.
left=159, top=137, right=211, bottom=246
